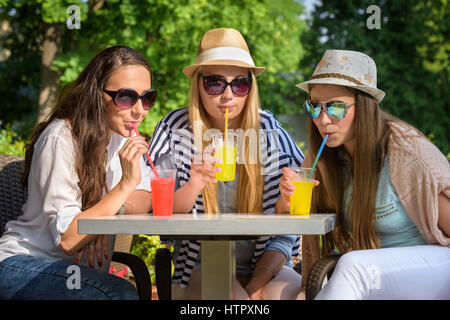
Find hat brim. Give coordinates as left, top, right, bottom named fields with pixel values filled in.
left=296, top=78, right=385, bottom=103
left=183, top=60, right=266, bottom=79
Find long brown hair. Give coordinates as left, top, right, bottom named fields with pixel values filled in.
left=23, top=46, right=152, bottom=210
left=188, top=68, right=264, bottom=214
left=305, top=89, right=396, bottom=254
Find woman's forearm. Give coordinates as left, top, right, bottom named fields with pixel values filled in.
left=59, top=182, right=134, bottom=255
left=124, top=190, right=152, bottom=213
left=245, top=250, right=286, bottom=292
left=173, top=181, right=203, bottom=213
left=438, top=191, right=450, bottom=237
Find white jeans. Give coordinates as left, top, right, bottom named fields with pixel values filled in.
left=315, top=245, right=450, bottom=300
left=172, top=265, right=302, bottom=300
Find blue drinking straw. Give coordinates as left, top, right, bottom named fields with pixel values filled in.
left=308, top=134, right=329, bottom=179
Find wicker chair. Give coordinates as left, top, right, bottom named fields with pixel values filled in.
left=305, top=253, right=342, bottom=300
left=0, top=154, right=152, bottom=300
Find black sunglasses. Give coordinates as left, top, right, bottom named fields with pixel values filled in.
left=104, top=88, right=157, bottom=110
left=303, top=100, right=355, bottom=120
left=201, top=75, right=252, bottom=96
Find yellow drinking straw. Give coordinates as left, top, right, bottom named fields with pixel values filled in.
left=224, top=108, right=228, bottom=144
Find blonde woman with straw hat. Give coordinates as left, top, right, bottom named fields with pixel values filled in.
left=277, top=49, right=450, bottom=299
left=149, top=28, right=305, bottom=300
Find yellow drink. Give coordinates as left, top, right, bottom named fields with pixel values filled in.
left=290, top=181, right=314, bottom=215
left=214, top=144, right=237, bottom=181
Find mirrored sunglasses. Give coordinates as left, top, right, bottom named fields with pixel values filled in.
left=303, top=100, right=355, bottom=120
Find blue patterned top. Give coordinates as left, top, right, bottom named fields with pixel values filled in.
left=344, top=154, right=427, bottom=247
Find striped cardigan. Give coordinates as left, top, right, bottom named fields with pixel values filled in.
left=149, top=108, right=305, bottom=287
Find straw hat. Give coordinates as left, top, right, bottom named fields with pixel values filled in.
left=182, top=28, right=266, bottom=79
left=296, top=49, right=385, bottom=103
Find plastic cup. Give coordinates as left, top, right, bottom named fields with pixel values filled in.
left=150, top=169, right=176, bottom=216
left=212, top=133, right=238, bottom=182
left=289, top=167, right=315, bottom=215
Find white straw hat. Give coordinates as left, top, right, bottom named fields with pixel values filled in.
left=296, top=49, right=385, bottom=102
left=183, top=28, right=265, bottom=79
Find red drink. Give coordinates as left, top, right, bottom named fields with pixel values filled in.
left=151, top=176, right=175, bottom=216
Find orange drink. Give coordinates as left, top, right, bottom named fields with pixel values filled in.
left=150, top=169, right=176, bottom=216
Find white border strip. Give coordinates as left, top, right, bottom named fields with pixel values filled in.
left=196, top=47, right=255, bottom=66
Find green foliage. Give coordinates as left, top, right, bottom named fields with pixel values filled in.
left=130, top=235, right=173, bottom=284
left=301, top=0, right=449, bottom=154
left=0, top=124, right=26, bottom=156
left=2, top=1, right=447, bottom=147
left=41, top=0, right=85, bottom=23
left=0, top=1, right=87, bottom=131
left=2, top=1, right=448, bottom=153
left=1, top=0, right=307, bottom=138
left=0, top=3, right=41, bottom=133
left=296, top=141, right=305, bottom=151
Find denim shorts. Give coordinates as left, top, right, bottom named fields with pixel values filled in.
left=0, top=255, right=139, bottom=300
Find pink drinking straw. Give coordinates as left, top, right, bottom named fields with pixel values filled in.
left=131, top=123, right=159, bottom=178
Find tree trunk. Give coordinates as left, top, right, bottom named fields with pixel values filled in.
left=37, top=23, right=62, bottom=123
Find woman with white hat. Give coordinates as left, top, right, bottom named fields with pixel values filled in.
left=149, top=28, right=305, bottom=299
left=277, top=49, right=450, bottom=299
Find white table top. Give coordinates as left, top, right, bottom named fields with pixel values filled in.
left=78, top=213, right=336, bottom=236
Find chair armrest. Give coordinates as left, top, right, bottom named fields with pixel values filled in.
left=112, top=251, right=152, bottom=300
left=155, top=247, right=172, bottom=300
left=305, top=254, right=342, bottom=300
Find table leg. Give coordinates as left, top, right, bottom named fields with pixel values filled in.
left=201, top=240, right=235, bottom=300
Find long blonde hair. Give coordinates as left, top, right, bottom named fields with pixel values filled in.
left=188, top=68, right=263, bottom=214
left=305, top=89, right=396, bottom=254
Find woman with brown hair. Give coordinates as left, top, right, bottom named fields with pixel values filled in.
left=149, top=28, right=305, bottom=299
left=0, top=46, right=155, bottom=299
left=278, top=49, right=450, bottom=299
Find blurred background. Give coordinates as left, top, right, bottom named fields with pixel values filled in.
left=0, top=0, right=448, bottom=156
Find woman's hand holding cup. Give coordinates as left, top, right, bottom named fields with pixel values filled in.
left=189, top=145, right=222, bottom=193
left=279, top=167, right=320, bottom=213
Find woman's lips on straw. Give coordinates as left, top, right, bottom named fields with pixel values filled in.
left=219, top=106, right=234, bottom=112
left=125, top=121, right=139, bottom=130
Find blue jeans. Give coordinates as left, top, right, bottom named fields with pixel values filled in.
left=0, top=255, right=139, bottom=300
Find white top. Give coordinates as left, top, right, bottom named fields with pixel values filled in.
left=0, top=119, right=151, bottom=271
